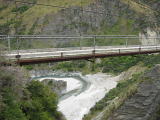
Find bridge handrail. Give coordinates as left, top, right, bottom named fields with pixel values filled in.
left=0, top=35, right=160, bottom=39
left=5, top=45, right=160, bottom=57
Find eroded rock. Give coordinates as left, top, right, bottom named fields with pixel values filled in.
left=42, top=79, right=67, bottom=97
left=108, top=65, right=160, bottom=120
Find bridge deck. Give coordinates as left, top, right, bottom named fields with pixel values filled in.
left=4, top=45, right=160, bottom=65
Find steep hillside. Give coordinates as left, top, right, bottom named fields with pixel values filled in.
left=82, top=54, right=160, bottom=120
left=0, top=0, right=94, bottom=34
left=108, top=65, right=160, bottom=120
left=0, top=1, right=160, bottom=120
left=0, top=0, right=159, bottom=35
left=0, top=62, right=66, bottom=120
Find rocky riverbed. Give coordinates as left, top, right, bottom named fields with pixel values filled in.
left=31, top=71, right=121, bottom=120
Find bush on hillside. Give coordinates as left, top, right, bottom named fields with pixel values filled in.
left=11, top=5, right=29, bottom=14
left=0, top=63, right=65, bottom=120
left=21, top=80, right=64, bottom=120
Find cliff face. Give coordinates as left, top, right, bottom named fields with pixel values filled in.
left=108, top=65, right=160, bottom=120
left=40, top=0, right=137, bottom=35
left=0, top=0, right=159, bottom=35
left=0, top=0, right=159, bottom=46
left=34, top=0, right=160, bottom=46
left=35, top=0, right=160, bottom=37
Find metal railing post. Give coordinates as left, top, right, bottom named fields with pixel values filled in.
left=16, top=37, right=19, bottom=55
left=125, top=38, right=128, bottom=47
left=140, top=35, right=142, bottom=47
left=93, top=36, right=96, bottom=50
left=155, top=37, right=157, bottom=46
left=61, top=52, right=63, bottom=58
left=139, top=47, right=141, bottom=54
left=80, top=36, right=82, bottom=50
left=15, top=36, right=21, bottom=64
left=7, top=35, right=11, bottom=53
left=119, top=49, right=120, bottom=54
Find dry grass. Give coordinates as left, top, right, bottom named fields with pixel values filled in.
left=0, top=0, right=155, bottom=34
left=120, top=0, right=155, bottom=14
left=0, top=0, right=94, bottom=33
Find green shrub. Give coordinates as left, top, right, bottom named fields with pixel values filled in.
left=12, top=5, right=29, bottom=14
left=0, top=89, right=27, bottom=120
left=21, top=80, right=61, bottom=120
left=0, top=65, right=65, bottom=120
left=24, top=65, right=34, bottom=70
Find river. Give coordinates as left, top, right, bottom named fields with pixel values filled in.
left=31, top=71, right=120, bottom=120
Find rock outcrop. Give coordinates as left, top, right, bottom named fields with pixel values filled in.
left=36, top=0, right=160, bottom=45
left=40, top=0, right=158, bottom=35
left=1, top=0, right=159, bottom=37
left=42, top=79, right=67, bottom=97
left=108, top=65, right=160, bottom=120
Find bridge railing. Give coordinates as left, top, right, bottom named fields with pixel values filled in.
left=4, top=45, right=160, bottom=61
left=0, top=35, right=160, bottom=53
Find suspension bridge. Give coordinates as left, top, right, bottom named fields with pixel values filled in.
left=0, top=0, right=158, bottom=65
left=0, top=35, right=160, bottom=65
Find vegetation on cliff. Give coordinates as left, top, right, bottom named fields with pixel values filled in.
left=0, top=0, right=159, bottom=119
left=50, top=54, right=160, bottom=75
left=108, top=65, right=160, bottom=120
left=0, top=0, right=159, bottom=35
left=0, top=0, right=93, bottom=34
left=0, top=59, right=65, bottom=120
left=83, top=54, right=160, bottom=120
left=83, top=72, right=145, bottom=120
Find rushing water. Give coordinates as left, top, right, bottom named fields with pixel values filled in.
left=31, top=71, right=120, bottom=120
